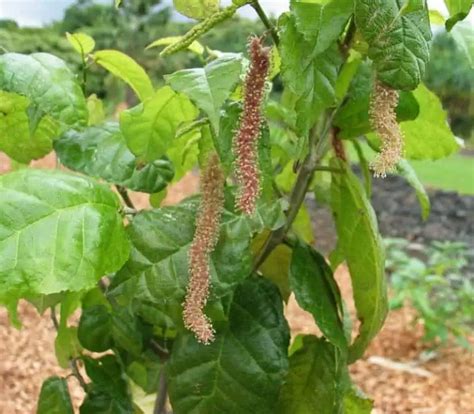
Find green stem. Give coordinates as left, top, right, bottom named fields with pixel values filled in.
left=251, top=1, right=279, bottom=46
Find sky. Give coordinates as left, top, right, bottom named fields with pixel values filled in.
left=0, top=0, right=470, bottom=27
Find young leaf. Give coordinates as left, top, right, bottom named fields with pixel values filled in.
left=66, top=32, right=95, bottom=56
left=355, top=0, right=432, bottom=90
left=0, top=91, right=58, bottom=164
left=86, top=94, right=105, bottom=126
left=168, top=277, right=290, bottom=414
left=165, top=54, right=242, bottom=133
left=120, top=86, right=198, bottom=162
left=331, top=161, right=388, bottom=362
left=0, top=53, right=88, bottom=129
left=37, top=376, right=74, bottom=414
left=93, top=50, right=154, bottom=102
left=290, top=243, right=347, bottom=350
left=278, top=336, right=345, bottom=414
left=0, top=169, right=130, bottom=302
left=55, top=122, right=174, bottom=193
left=444, top=0, right=473, bottom=31
left=173, top=0, right=220, bottom=20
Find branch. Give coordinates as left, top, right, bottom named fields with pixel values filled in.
left=153, top=369, right=168, bottom=414
left=251, top=1, right=279, bottom=46
left=116, top=185, right=136, bottom=209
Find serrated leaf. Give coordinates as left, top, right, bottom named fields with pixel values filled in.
left=355, top=0, right=432, bottom=90
left=174, top=0, right=220, bottom=20
left=290, top=0, right=353, bottom=55
left=331, top=162, right=388, bottom=362
left=444, top=0, right=473, bottom=30
left=278, top=336, right=345, bottom=414
left=0, top=169, right=130, bottom=302
left=120, top=86, right=198, bottom=162
left=165, top=54, right=242, bottom=133
left=108, top=199, right=252, bottom=324
left=0, top=53, right=87, bottom=129
left=37, top=376, right=74, bottom=414
left=66, top=32, right=95, bottom=56
left=147, top=36, right=204, bottom=55
left=0, top=91, right=58, bottom=163
left=290, top=243, right=347, bottom=350
left=93, top=50, right=154, bottom=102
left=55, top=122, right=174, bottom=193
left=280, top=14, right=341, bottom=134
left=396, top=159, right=430, bottom=220
left=168, top=277, right=290, bottom=414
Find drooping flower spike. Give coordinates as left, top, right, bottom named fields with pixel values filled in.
left=234, top=35, right=271, bottom=215
left=369, top=79, right=404, bottom=178
left=183, top=152, right=225, bottom=344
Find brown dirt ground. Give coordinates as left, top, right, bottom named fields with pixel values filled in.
left=0, top=154, right=473, bottom=413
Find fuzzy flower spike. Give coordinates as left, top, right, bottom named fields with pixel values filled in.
left=183, top=153, right=225, bottom=344
left=234, top=36, right=271, bottom=215
left=369, top=79, right=404, bottom=178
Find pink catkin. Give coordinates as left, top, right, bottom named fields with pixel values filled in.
left=183, top=153, right=225, bottom=344
left=234, top=36, right=271, bottom=215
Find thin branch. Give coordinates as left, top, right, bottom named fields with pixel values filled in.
left=153, top=368, right=168, bottom=414
left=251, top=1, right=279, bottom=46
left=50, top=306, right=59, bottom=330
left=116, top=185, right=136, bottom=209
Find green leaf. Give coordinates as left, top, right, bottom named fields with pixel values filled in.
left=451, top=22, right=474, bottom=68
left=280, top=14, right=342, bottom=134
left=86, top=94, right=105, bottom=126
left=278, top=336, right=345, bottom=414
left=173, top=0, right=220, bottom=20
left=108, top=199, right=252, bottom=324
left=165, top=54, right=242, bottom=133
left=399, top=84, right=460, bottom=160
left=55, top=122, right=174, bottom=193
left=334, top=61, right=420, bottom=139
left=331, top=162, right=388, bottom=362
left=168, top=277, right=290, bottom=414
left=93, top=50, right=154, bottom=102
left=400, top=0, right=425, bottom=14
left=66, top=32, right=95, bottom=56
left=0, top=53, right=88, bottom=129
left=290, top=243, right=347, bottom=350
left=55, top=326, right=82, bottom=369
left=355, top=0, right=432, bottom=90
left=444, top=0, right=473, bottom=30
left=37, top=376, right=74, bottom=414
left=343, top=387, right=374, bottom=413
left=120, top=86, right=198, bottom=162
left=292, top=205, right=315, bottom=244
left=0, top=91, right=58, bottom=163
left=396, top=160, right=430, bottom=220
left=78, top=305, right=114, bottom=352
left=146, top=36, right=204, bottom=55
left=290, top=0, right=353, bottom=55
left=0, top=169, right=130, bottom=301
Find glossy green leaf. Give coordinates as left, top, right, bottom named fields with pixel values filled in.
left=444, top=0, right=473, bottom=30
left=0, top=169, right=130, bottom=302
left=37, top=376, right=74, bottom=414
left=66, top=32, right=95, bottom=56
left=355, top=0, right=432, bottom=90
left=278, top=336, right=345, bottom=414
left=165, top=54, right=242, bottom=133
left=290, top=0, right=353, bottom=55
left=120, top=86, right=198, bottom=162
left=290, top=243, right=347, bottom=350
left=78, top=305, right=114, bottom=352
left=93, top=50, right=154, bottom=102
left=55, top=122, right=174, bottom=193
left=0, top=53, right=87, bottom=129
left=108, top=199, right=252, bottom=324
left=173, top=0, right=220, bottom=20
left=397, top=160, right=430, bottom=220
left=0, top=91, right=58, bottom=163
left=399, top=84, right=460, bottom=159
left=168, top=277, right=290, bottom=414
left=280, top=14, right=342, bottom=134
left=147, top=36, right=204, bottom=55
left=331, top=162, right=388, bottom=362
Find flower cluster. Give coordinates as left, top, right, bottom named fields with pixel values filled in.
left=234, top=36, right=270, bottom=215
left=183, top=153, right=225, bottom=344
left=369, top=79, right=404, bottom=177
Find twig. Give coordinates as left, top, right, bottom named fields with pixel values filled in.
left=153, top=368, right=168, bottom=414
left=251, top=1, right=279, bottom=46
left=116, top=185, right=136, bottom=209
